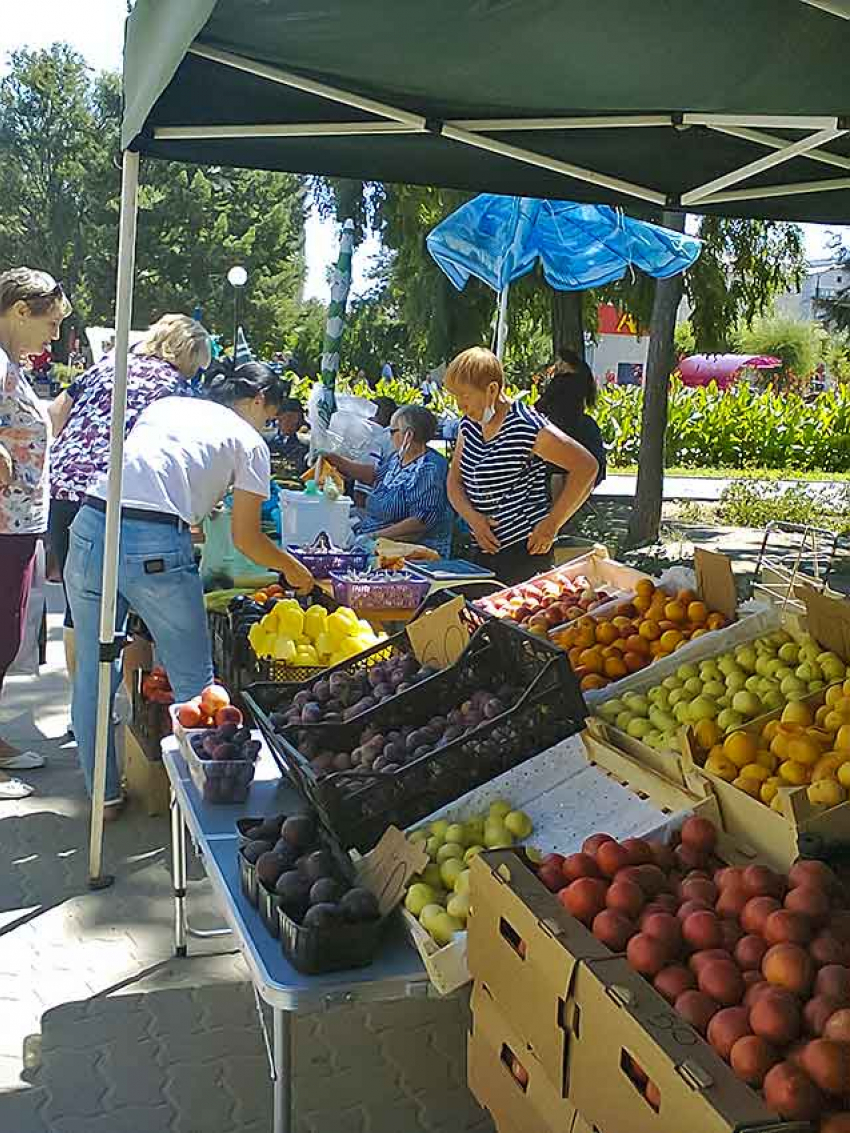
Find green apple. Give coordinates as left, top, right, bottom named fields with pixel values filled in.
left=419, top=903, right=447, bottom=934
left=436, top=841, right=465, bottom=864
left=725, top=671, right=747, bottom=693
left=688, top=696, right=719, bottom=723
left=408, top=829, right=428, bottom=845
left=430, top=819, right=450, bottom=840
left=644, top=729, right=665, bottom=750
left=406, top=884, right=439, bottom=916
left=700, top=660, right=721, bottom=682
left=673, top=702, right=692, bottom=725
left=663, top=676, right=684, bottom=691
left=598, top=698, right=624, bottom=722
left=764, top=658, right=785, bottom=678
left=684, top=677, right=704, bottom=697
left=732, top=690, right=763, bottom=718
left=762, top=690, right=785, bottom=711
left=623, top=694, right=650, bottom=715
left=775, top=666, right=794, bottom=682
left=668, top=688, right=688, bottom=708
left=780, top=675, right=807, bottom=699
left=796, top=662, right=822, bottom=684
left=717, top=655, right=739, bottom=677
left=504, top=810, right=533, bottom=839
left=444, top=824, right=467, bottom=847
left=422, top=863, right=443, bottom=889
left=677, top=663, right=700, bottom=682
left=745, top=675, right=763, bottom=694
left=463, top=845, right=484, bottom=865
left=702, top=680, right=726, bottom=700
left=488, top=800, right=512, bottom=820
left=770, top=630, right=792, bottom=647
left=649, top=708, right=677, bottom=733
left=808, top=680, right=825, bottom=693
left=484, top=820, right=514, bottom=849
left=615, top=710, right=634, bottom=732
left=735, top=646, right=758, bottom=673
left=716, top=695, right=731, bottom=709
left=425, top=836, right=443, bottom=859
left=430, top=911, right=464, bottom=946
left=627, top=717, right=653, bottom=739
left=755, top=656, right=774, bottom=678
left=717, top=708, right=745, bottom=732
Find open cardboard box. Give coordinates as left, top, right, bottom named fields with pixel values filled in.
left=479, top=547, right=652, bottom=615
left=468, top=980, right=581, bottom=1133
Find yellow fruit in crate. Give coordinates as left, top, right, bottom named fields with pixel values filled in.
left=315, top=632, right=333, bottom=659
left=724, top=731, right=759, bottom=769
left=762, top=719, right=781, bottom=744
left=303, top=605, right=328, bottom=640
left=439, top=858, right=465, bottom=891
left=782, top=701, right=814, bottom=728
left=812, top=754, right=846, bottom=781
left=706, top=752, right=738, bottom=782
left=447, top=891, right=470, bottom=922
left=771, top=791, right=787, bottom=814
left=756, top=750, right=779, bottom=773
left=816, top=705, right=832, bottom=728
left=838, top=762, right=850, bottom=789
left=787, top=736, right=824, bottom=766
left=741, top=762, right=770, bottom=783
left=294, top=644, right=319, bottom=666
left=826, top=684, right=846, bottom=708
left=276, top=606, right=304, bottom=639
left=273, top=636, right=297, bottom=663
left=405, top=884, right=439, bottom=916
left=807, top=780, right=847, bottom=807
left=779, top=760, right=809, bottom=786
left=837, top=725, right=850, bottom=753
left=761, top=777, right=783, bottom=805
left=825, top=712, right=847, bottom=734
left=733, top=775, right=762, bottom=798
left=693, top=718, right=723, bottom=751
left=770, top=724, right=803, bottom=761
left=327, top=609, right=357, bottom=644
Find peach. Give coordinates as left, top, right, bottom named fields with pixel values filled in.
left=744, top=980, right=773, bottom=1009
left=812, top=934, right=848, bottom=969
left=641, top=912, right=683, bottom=954
left=764, top=910, right=813, bottom=948
left=680, top=816, right=717, bottom=854
left=763, top=943, right=815, bottom=997
left=627, top=933, right=672, bottom=978
left=751, top=989, right=802, bottom=1046
left=606, top=879, right=644, bottom=920
left=682, top=911, right=723, bottom=952
left=176, top=700, right=204, bottom=728
left=200, top=683, right=230, bottom=715
left=680, top=877, right=718, bottom=906
left=735, top=934, right=769, bottom=972
left=789, top=860, right=838, bottom=894
left=582, top=833, right=615, bottom=856
left=730, top=1035, right=779, bottom=1087
left=763, top=1063, right=825, bottom=1121
left=802, top=1039, right=850, bottom=1096
left=674, top=989, right=719, bottom=1035
left=654, top=965, right=695, bottom=1005
left=698, top=960, right=745, bottom=1007
left=816, top=966, right=850, bottom=1005
left=561, top=853, right=602, bottom=883
left=592, top=910, right=635, bottom=952
left=805, top=997, right=844, bottom=1038
left=716, top=886, right=749, bottom=921
left=742, top=864, right=785, bottom=899
left=622, top=837, right=654, bottom=866
left=596, top=841, right=632, bottom=878
left=559, top=878, right=608, bottom=925
left=741, top=896, right=782, bottom=935
left=707, top=1006, right=752, bottom=1059
left=677, top=898, right=712, bottom=922
left=785, top=887, right=831, bottom=926
left=823, top=1008, right=850, bottom=1044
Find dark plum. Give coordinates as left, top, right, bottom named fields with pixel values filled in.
left=301, top=702, right=322, bottom=724
left=309, top=877, right=343, bottom=905
left=303, top=903, right=342, bottom=930
left=301, top=849, right=333, bottom=882
left=256, top=851, right=288, bottom=888
left=275, top=870, right=311, bottom=911
left=280, top=813, right=315, bottom=850
left=341, top=888, right=380, bottom=922
left=242, top=839, right=274, bottom=864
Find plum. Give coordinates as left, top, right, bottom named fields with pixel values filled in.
left=217, top=722, right=239, bottom=741
left=303, top=903, right=342, bottom=930
left=212, top=742, right=238, bottom=761
left=280, top=813, right=315, bottom=850
left=242, top=740, right=261, bottom=760
left=202, top=734, right=219, bottom=757
left=341, top=888, right=380, bottom=923
left=256, top=851, right=288, bottom=888
left=372, top=683, right=392, bottom=700
left=293, top=690, right=312, bottom=709
left=332, top=752, right=352, bottom=772
left=242, top=839, right=274, bottom=864
left=313, top=679, right=331, bottom=703
left=275, top=870, right=310, bottom=911
left=301, top=702, right=323, bottom=724
left=310, top=877, right=343, bottom=905
left=233, top=727, right=251, bottom=745
left=302, top=849, right=334, bottom=882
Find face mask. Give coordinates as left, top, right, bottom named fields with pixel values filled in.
left=481, top=384, right=497, bottom=425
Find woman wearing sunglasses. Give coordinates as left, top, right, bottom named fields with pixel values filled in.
left=0, top=268, right=71, bottom=796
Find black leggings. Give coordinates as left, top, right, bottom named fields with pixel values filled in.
left=473, top=542, right=555, bottom=587
left=48, top=497, right=80, bottom=629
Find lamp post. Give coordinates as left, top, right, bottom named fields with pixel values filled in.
left=227, top=265, right=248, bottom=361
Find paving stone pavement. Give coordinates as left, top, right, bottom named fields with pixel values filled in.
left=0, top=589, right=494, bottom=1133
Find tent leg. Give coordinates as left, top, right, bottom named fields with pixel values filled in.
left=495, top=285, right=509, bottom=361
left=88, top=149, right=140, bottom=889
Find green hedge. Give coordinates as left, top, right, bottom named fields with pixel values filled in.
left=596, top=380, right=850, bottom=473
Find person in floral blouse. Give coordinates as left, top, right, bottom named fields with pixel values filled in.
left=48, top=314, right=211, bottom=679
left=0, top=268, right=71, bottom=797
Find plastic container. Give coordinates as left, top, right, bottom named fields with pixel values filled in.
left=245, top=618, right=587, bottom=852
left=238, top=846, right=259, bottom=905
left=281, top=490, right=352, bottom=549
left=259, top=880, right=285, bottom=938
left=329, top=570, right=430, bottom=612
left=287, top=544, right=370, bottom=580
left=183, top=732, right=259, bottom=804
left=278, top=900, right=385, bottom=975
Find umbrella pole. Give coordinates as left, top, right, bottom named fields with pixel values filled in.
left=87, top=149, right=140, bottom=889
left=495, top=285, right=509, bottom=361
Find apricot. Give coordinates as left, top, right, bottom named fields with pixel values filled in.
left=606, top=879, right=645, bottom=920
left=741, top=896, right=781, bottom=935
left=682, top=910, right=723, bottom=952
left=561, top=853, right=602, bottom=883
left=751, top=988, right=802, bottom=1045
left=789, top=860, right=838, bottom=893
left=680, top=815, right=717, bottom=854
left=674, top=989, right=719, bottom=1035
left=559, top=878, right=608, bottom=925
left=764, top=910, right=814, bottom=947
left=708, top=1006, right=752, bottom=1059
left=582, top=833, right=614, bottom=856
left=785, top=887, right=831, bottom=926
left=627, top=933, right=672, bottom=978
left=743, top=980, right=773, bottom=1009
left=677, top=898, right=712, bottom=922
left=812, top=934, right=848, bottom=969
left=654, top=965, right=695, bottom=1005
left=730, top=1035, right=779, bottom=1087
left=742, top=864, right=785, bottom=899
left=805, top=997, right=844, bottom=1038
left=680, top=877, right=718, bottom=906
left=735, top=934, right=769, bottom=972
left=823, top=1008, right=850, bottom=1044
left=596, top=841, right=632, bottom=878
left=690, top=948, right=735, bottom=975
left=816, top=966, right=850, bottom=1005
left=592, top=910, right=635, bottom=953
left=698, top=960, right=745, bottom=1007
left=716, top=886, right=749, bottom=921
left=763, top=943, right=815, bottom=997
left=763, top=1062, right=825, bottom=1121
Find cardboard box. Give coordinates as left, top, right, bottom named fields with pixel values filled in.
left=123, top=725, right=170, bottom=816
left=468, top=850, right=608, bottom=1092
left=568, top=956, right=808, bottom=1133
left=468, top=980, right=580, bottom=1133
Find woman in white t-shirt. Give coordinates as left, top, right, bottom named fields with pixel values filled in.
left=65, top=363, right=315, bottom=818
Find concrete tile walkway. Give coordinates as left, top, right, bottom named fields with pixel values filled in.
left=0, top=584, right=491, bottom=1133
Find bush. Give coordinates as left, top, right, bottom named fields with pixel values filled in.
left=716, top=480, right=850, bottom=534
left=595, top=379, right=850, bottom=473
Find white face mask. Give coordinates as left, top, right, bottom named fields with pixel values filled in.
left=481, top=386, right=497, bottom=425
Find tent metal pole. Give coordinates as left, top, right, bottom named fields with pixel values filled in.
left=440, top=123, right=666, bottom=205
left=154, top=122, right=419, bottom=140
left=451, top=115, right=671, bottom=131
left=710, top=125, right=850, bottom=172
left=700, top=174, right=850, bottom=205
left=683, top=113, right=840, bottom=130
left=800, top=0, right=850, bottom=18
left=188, top=45, right=426, bottom=129
left=88, top=148, right=139, bottom=889
left=495, top=286, right=509, bottom=361
left=682, top=127, right=846, bottom=205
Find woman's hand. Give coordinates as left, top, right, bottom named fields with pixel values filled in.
left=527, top=515, right=559, bottom=555
left=282, top=556, right=315, bottom=595
left=469, top=511, right=501, bottom=555
left=0, top=443, right=12, bottom=487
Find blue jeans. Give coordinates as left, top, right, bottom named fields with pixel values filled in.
left=65, top=505, right=213, bottom=803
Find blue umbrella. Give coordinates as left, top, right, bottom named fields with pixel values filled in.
left=426, top=195, right=701, bottom=357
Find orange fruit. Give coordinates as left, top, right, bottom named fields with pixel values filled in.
left=609, top=638, right=629, bottom=653
left=723, top=731, right=759, bottom=768
left=574, top=627, right=596, bottom=650
left=677, top=588, right=699, bottom=605
left=624, top=651, right=647, bottom=673
left=690, top=628, right=709, bottom=639
left=604, top=656, right=628, bottom=680
left=658, top=620, right=677, bottom=633
left=639, top=620, right=661, bottom=641
left=596, top=622, right=619, bottom=646
left=568, top=647, right=584, bottom=669
left=687, top=601, right=708, bottom=625
left=659, top=629, right=683, bottom=652
left=579, top=648, right=605, bottom=675
left=616, top=601, right=637, bottom=618
left=612, top=616, right=632, bottom=633
left=706, top=613, right=727, bottom=631
left=252, top=591, right=269, bottom=604
left=664, top=601, right=687, bottom=623
left=625, top=634, right=649, bottom=656
left=633, top=594, right=652, bottom=615
left=581, top=674, right=608, bottom=691
left=635, top=579, right=655, bottom=598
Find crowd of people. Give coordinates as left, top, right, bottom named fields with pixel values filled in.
left=0, top=263, right=606, bottom=809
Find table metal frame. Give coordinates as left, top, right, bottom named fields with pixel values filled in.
left=163, top=739, right=431, bottom=1133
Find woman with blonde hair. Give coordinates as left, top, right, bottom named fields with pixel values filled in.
left=0, top=268, right=71, bottom=793
left=47, top=313, right=212, bottom=674
left=445, top=346, right=598, bottom=586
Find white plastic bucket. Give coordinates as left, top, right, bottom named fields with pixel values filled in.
left=280, top=491, right=353, bottom=549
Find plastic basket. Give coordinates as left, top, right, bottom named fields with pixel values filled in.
left=278, top=900, right=385, bottom=974
left=245, top=619, right=587, bottom=852
left=130, top=670, right=172, bottom=762
left=329, top=570, right=430, bottom=613
left=287, top=545, right=370, bottom=580
left=182, top=731, right=259, bottom=804
left=243, top=592, right=485, bottom=761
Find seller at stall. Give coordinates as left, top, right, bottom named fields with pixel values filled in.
left=65, top=362, right=315, bottom=820
left=267, top=396, right=308, bottom=476
left=445, top=346, right=598, bottom=585
left=321, top=404, right=451, bottom=554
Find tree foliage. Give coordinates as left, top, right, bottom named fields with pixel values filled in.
left=735, top=314, right=824, bottom=384
left=0, top=45, right=311, bottom=358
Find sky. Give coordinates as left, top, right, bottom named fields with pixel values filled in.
left=2, top=1, right=847, bottom=303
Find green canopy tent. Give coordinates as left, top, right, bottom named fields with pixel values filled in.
left=94, top=0, right=850, bottom=904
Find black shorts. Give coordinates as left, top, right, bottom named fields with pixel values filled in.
left=48, top=497, right=81, bottom=629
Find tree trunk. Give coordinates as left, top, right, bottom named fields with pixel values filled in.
left=551, top=289, right=585, bottom=361
left=625, top=211, right=686, bottom=550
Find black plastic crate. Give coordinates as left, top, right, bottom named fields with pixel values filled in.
left=243, top=591, right=485, bottom=738
left=244, top=618, right=587, bottom=852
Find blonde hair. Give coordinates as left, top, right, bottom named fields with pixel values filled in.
left=445, top=346, right=504, bottom=393
left=0, top=267, right=72, bottom=317
left=136, top=314, right=211, bottom=377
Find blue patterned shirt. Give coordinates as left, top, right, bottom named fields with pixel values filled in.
left=359, top=448, right=451, bottom=553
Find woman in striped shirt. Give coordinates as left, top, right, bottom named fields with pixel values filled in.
left=446, top=347, right=598, bottom=586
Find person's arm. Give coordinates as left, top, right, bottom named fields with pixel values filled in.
left=375, top=455, right=446, bottom=542
left=48, top=390, right=74, bottom=436
left=373, top=516, right=428, bottom=541
left=446, top=431, right=500, bottom=554
left=527, top=425, right=599, bottom=553
left=321, top=451, right=378, bottom=486
left=230, top=489, right=315, bottom=593
left=0, top=442, right=12, bottom=486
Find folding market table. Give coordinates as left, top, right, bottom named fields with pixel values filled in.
left=162, top=737, right=432, bottom=1133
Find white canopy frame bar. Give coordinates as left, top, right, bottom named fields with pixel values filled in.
left=700, top=174, right=850, bottom=205
left=681, top=127, right=846, bottom=205
left=710, top=125, right=850, bottom=172
left=154, top=122, right=419, bottom=140
left=88, top=149, right=140, bottom=886
left=683, top=113, right=843, bottom=130
left=451, top=115, right=672, bottom=131
left=801, top=0, right=850, bottom=18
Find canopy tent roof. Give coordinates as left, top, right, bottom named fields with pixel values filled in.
left=677, top=353, right=782, bottom=388
left=123, top=0, right=850, bottom=223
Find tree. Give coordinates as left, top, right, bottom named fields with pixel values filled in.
left=735, top=315, right=824, bottom=387
left=0, top=46, right=312, bottom=358
left=815, top=247, right=850, bottom=333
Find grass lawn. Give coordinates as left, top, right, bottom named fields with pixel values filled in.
left=609, top=466, right=850, bottom=483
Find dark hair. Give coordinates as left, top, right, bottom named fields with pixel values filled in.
left=395, top=404, right=437, bottom=444
left=537, top=353, right=597, bottom=430
left=373, top=395, right=398, bottom=428
left=277, top=398, right=304, bottom=417
left=204, top=361, right=287, bottom=411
